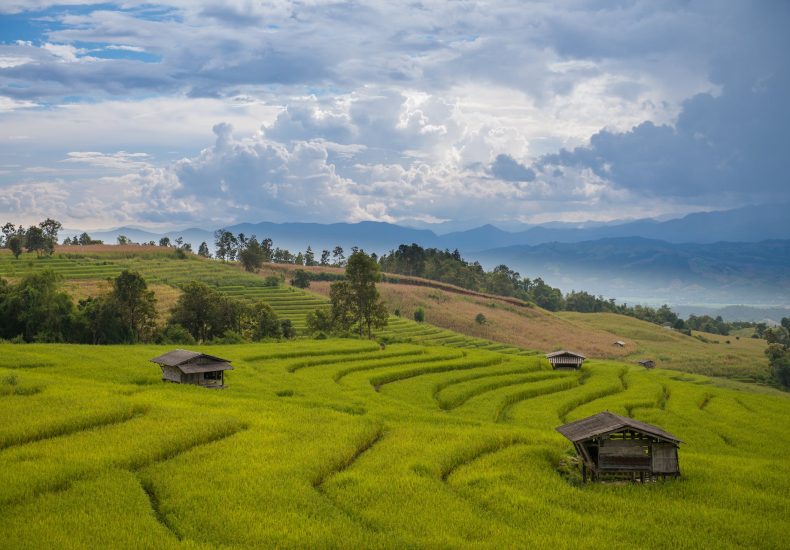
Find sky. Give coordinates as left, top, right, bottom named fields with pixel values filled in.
left=0, top=1, right=788, bottom=231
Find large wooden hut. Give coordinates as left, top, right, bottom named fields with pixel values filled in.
left=546, top=350, right=585, bottom=370
left=556, top=411, right=681, bottom=482
left=150, top=350, right=233, bottom=389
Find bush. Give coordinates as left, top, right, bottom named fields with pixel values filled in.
left=158, top=324, right=196, bottom=345
left=290, top=269, right=311, bottom=289
left=212, top=330, right=246, bottom=344
left=394, top=308, right=401, bottom=317
left=263, top=275, right=282, bottom=287
left=414, top=307, right=425, bottom=323
left=280, top=319, right=296, bottom=339
left=475, top=313, right=487, bottom=325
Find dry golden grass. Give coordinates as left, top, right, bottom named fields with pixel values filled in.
left=558, top=312, right=770, bottom=380
left=54, top=244, right=174, bottom=254
left=310, top=281, right=632, bottom=358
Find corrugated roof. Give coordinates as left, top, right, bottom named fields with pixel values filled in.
left=178, top=362, right=234, bottom=374
left=149, top=349, right=231, bottom=367
left=546, top=350, right=586, bottom=359
left=556, top=411, right=681, bottom=444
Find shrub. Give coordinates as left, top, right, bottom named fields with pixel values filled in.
left=158, top=324, right=196, bottom=345
left=263, top=275, right=282, bottom=287
left=280, top=319, right=296, bottom=339
left=212, top=330, right=246, bottom=344
left=290, top=269, right=311, bottom=289
left=475, top=313, right=487, bottom=325
left=414, top=307, right=425, bottom=323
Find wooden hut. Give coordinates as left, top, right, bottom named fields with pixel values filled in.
left=613, top=340, right=625, bottom=348
left=150, top=349, right=233, bottom=389
left=546, top=350, right=585, bottom=370
left=638, top=359, right=656, bottom=369
left=556, top=411, right=681, bottom=482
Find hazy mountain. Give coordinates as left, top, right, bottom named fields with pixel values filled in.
left=670, top=305, right=790, bottom=324
left=474, top=238, right=790, bottom=306
left=439, top=203, right=790, bottom=251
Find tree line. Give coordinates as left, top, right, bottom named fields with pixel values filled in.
left=1, top=219, right=63, bottom=258
left=0, top=270, right=292, bottom=345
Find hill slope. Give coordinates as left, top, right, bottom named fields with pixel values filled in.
left=1, top=341, right=789, bottom=547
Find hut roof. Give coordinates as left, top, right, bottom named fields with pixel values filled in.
left=556, top=411, right=681, bottom=444
left=638, top=359, right=655, bottom=366
left=614, top=340, right=625, bottom=346
left=150, top=349, right=233, bottom=369
left=546, top=350, right=586, bottom=359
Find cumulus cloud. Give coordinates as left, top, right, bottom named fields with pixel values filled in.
left=0, top=1, right=788, bottom=228
left=490, top=154, right=536, bottom=182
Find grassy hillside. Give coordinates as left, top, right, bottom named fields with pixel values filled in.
left=311, top=281, right=633, bottom=358
left=1, top=341, right=789, bottom=548
left=559, top=312, right=770, bottom=381
left=0, top=248, right=772, bottom=381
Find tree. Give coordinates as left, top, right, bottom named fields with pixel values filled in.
left=291, top=269, right=311, bottom=289
left=112, top=270, right=157, bottom=342
left=304, top=246, right=316, bottom=266
left=1, top=222, right=17, bottom=243
left=332, top=246, right=345, bottom=266
left=117, top=235, right=130, bottom=245
left=239, top=237, right=266, bottom=272
left=414, top=307, right=425, bottom=322
left=25, top=226, right=46, bottom=256
left=75, top=295, right=127, bottom=344
left=159, top=236, right=171, bottom=247
left=213, top=229, right=238, bottom=261
left=198, top=242, right=211, bottom=258
left=782, top=317, right=790, bottom=332
left=343, top=251, right=388, bottom=338
left=306, top=307, right=334, bottom=334
left=7, top=235, right=23, bottom=259
left=78, top=232, right=100, bottom=246
left=170, top=281, right=218, bottom=342
left=38, top=218, right=61, bottom=255
left=0, top=270, right=74, bottom=342
left=320, top=249, right=331, bottom=266
left=248, top=302, right=282, bottom=340
left=475, top=313, right=487, bottom=325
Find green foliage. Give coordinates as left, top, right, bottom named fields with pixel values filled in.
left=239, top=237, right=267, bottom=272
left=157, top=323, right=196, bottom=345
left=198, top=241, right=211, bottom=258
left=0, top=270, right=75, bottom=342
left=290, top=269, right=311, bottom=289
left=475, top=313, right=487, bottom=325
left=306, top=307, right=334, bottom=335
left=113, top=270, right=158, bottom=343
left=414, top=307, right=425, bottom=322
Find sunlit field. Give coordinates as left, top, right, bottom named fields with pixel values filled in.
left=2, top=340, right=789, bottom=548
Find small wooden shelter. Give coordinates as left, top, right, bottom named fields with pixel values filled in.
left=546, top=350, right=585, bottom=370
left=556, top=411, right=681, bottom=482
left=150, top=349, right=233, bottom=389
left=638, top=359, right=656, bottom=369
left=613, top=340, right=625, bottom=348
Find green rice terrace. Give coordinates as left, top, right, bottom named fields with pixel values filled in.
left=2, top=340, right=789, bottom=548
left=0, top=250, right=535, bottom=355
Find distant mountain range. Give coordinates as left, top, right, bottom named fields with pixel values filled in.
left=62, top=202, right=790, bottom=309
left=474, top=238, right=790, bottom=306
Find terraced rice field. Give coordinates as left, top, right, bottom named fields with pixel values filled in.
left=0, top=252, right=539, bottom=354
left=2, top=340, right=789, bottom=548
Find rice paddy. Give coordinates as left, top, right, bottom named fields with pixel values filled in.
left=2, top=339, right=789, bottom=548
